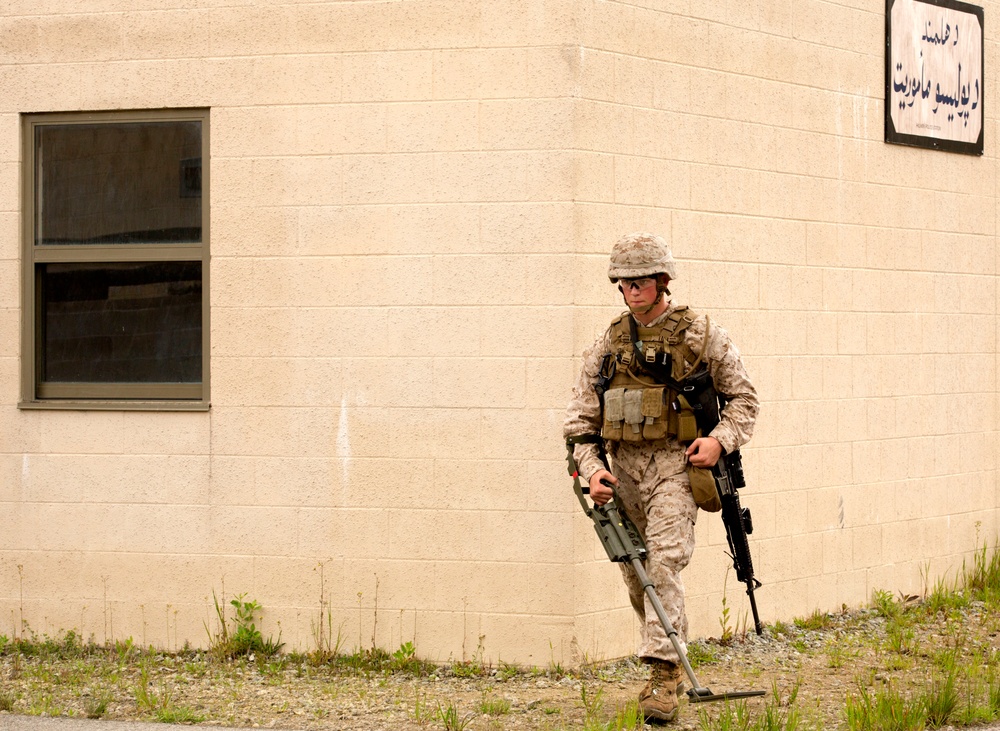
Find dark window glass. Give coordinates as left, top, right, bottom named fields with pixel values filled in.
left=34, top=121, right=202, bottom=245
left=40, top=262, right=202, bottom=383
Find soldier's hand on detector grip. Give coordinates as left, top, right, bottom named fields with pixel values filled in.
left=686, top=436, right=722, bottom=468
left=589, top=469, right=617, bottom=506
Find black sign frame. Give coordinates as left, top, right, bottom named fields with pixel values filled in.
left=885, top=0, right=984, bottom=155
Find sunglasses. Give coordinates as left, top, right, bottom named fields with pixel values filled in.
left=619, top=277, right=657, bottom=292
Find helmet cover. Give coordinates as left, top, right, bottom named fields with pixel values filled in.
left=607, top=232, right=676, bottom=282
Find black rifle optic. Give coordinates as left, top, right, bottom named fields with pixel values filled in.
left=566, top=437, right=765, bottom=704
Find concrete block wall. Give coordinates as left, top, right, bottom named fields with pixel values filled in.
left=567, top=0, right=999, bottom=654
left=0, top=0, right=997, bottom=665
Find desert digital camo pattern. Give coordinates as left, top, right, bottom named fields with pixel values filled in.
left=564, top=303, right=759, bottom=485
left=614, top=468, right=697, bottom=662
left=564, top=302, right=759, bottom=661
left=607, top=232, right=677, bottom=281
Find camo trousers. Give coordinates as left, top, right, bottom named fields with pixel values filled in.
left=613, top=466, right=699, bottom=664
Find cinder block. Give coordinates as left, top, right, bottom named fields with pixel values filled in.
left=292, top=2, right=393, bottom=54
left=434, top=48, right=527, bottom=100
left=340, top=357, right=434, bottom=408
left=213, top=106, right=299, bottom=158
left=29, top=14, right=123, bottom=64
left=480, top=408, right=565, bottom=461
left=480, top=0, right=577, bottom=47
left=342, top=51, right=434, bottom=103
left=36, top=411, right=124, bottom=455
left=386, top=102, right=478, bottom=153
left=690, top=164, right=760, bottom=216
left=377, top=306, right=480, bottom=357
left=580, top=0, right=636, bottom=53
left=479, top=307, right=576, bottom=358
left=575, top=100, right=633, bottom=154
left=432, top=358, right=526, bottom=409
left=123, top=10, right=208, bottom=59
left=387, top=407, right=481, bottom=460
left=122, top=413, right=210, bottom=456
left=298, top=103, right=388, bottom=155
left=480, top=99, right=573, bottom=150
left=209, top=504, right=299, bottom=556
left=298, top=205, right=388, bottom=256
left=208, top=5, right=294, bottom=57
left=213, top=357, right=343, bottom=408
left=480, top=510, right=571, bottom=563
left=250, top=54, right=342, bottom=105
left=526, top=151, right=575, bottom=202
left=386, top=508, right=480, bottom=562
left=479, top=613, right=577, bottom=667
left=343, top=153, right=435, bottom=204
left=251, top=156, right=343, bottom=207
left=209, top=406, right=338, bottom=458
left=214, top=205, right=298, bottom=260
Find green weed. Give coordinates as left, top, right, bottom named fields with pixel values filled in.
left=477, top=692, right=511, bottom=716
left=0, top=689, right=16, bottom=712
left=794, top=609, right=833, bottom=631
left=686, top=640, right=720, bottom=668
left=603, top=700, right=644, bottom=730
left=435, top=700, right=473, bottom=731
left=870, top=589, right=900, bottom=620
left=844, top=681, right=924, bottom=731
left=581, top=683, right=605, bottom=726
left=84, top=689, right=112, bottom=719
left=885, top=622, right=916, bottom=655
left=205, top=591, right=283, bottom=660
left=921, top=670, right=958, bottom=728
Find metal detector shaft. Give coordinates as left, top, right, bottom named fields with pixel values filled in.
left=566, top=442, right=766, bottom=704
left=601, top=503, right=765, bottom=703
left=603, top=502, right=708, bottom=697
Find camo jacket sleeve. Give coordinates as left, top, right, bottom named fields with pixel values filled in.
left=684, top=315, right=759, bottom=455
left=563, top=328, right=612, bottom=483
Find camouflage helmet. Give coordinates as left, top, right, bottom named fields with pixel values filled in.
left=607, top=232, right=676, bottom=282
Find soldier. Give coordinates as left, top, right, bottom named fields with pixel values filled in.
left=564, top=232, right=759, bottom=723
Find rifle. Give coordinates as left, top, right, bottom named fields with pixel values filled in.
left=712, top=450, right=763, bottom=635
left=566, top=437, right=765, bottom=703
left=677, top=367, right=763, bottom=636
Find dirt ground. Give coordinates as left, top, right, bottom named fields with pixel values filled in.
left=1, top=601, right=998, bottom=731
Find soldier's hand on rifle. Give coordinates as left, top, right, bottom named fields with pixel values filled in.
left=589, top=469, right=617, bottom=506
left=686, top=436, right=722, bottom=468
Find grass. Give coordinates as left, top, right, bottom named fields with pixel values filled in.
left=1, top=540, right=1000, bottom=729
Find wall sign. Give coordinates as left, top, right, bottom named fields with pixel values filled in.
left=885, top=0, right=984, bottom=155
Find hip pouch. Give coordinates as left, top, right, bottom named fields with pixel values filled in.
left=687, top=465, right=721, bottom=512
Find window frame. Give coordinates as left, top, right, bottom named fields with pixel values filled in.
left=19, top=108, right=211, bottom=411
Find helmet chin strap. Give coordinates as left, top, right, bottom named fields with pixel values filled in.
left=620, top=287, right=667, bottom=315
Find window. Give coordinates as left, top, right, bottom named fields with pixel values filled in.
left=20, top=109, right=209, bottom=408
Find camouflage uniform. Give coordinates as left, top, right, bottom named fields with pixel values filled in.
left=564, top=305, right=758, bottom=663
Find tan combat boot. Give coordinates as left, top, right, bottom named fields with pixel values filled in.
left=638, top=659, right=681, bottom=723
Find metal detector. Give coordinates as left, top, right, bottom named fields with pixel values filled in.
left=567, top=440, right=765, bottom=704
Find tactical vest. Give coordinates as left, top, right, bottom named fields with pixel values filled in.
left=601, top=306, right=705, bottom=443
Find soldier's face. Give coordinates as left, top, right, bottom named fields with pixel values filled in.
left=619, top=277, right=659, bottom=309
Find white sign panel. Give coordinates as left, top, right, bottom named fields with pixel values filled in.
left=886, top=0, right=984, bottom=154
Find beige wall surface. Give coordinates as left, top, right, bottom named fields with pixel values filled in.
left=0, top=0, right=997, bottom=666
